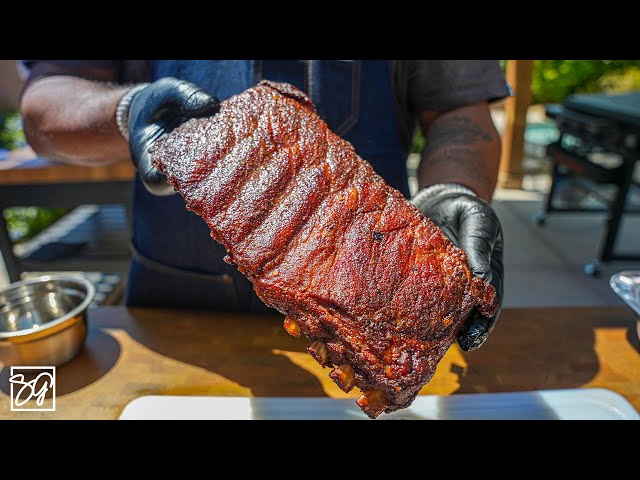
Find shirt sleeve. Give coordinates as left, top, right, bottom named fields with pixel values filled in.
left=408, top=60, right=511, bottom=113
left=20, top=60, right=122, bottom=85
left=21, top=60, right=121, bottom=71
left=20, top=60, right=151, bottom=88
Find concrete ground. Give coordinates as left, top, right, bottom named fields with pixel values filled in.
left=493, top=188, right=640, bottom=307
left=1, top=105, right=639, bottom=310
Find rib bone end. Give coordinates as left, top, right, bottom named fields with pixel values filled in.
left=308, top=340, right=329, bottom=366
left=283, top=316, right=301, bottom=337
left=330, top=363, right=355, bottom=392
left=356, top=389, right=388, bottom=419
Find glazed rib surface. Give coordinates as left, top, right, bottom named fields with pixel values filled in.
left=151, top=80, right=497, bottom=417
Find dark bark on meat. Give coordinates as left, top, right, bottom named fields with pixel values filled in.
left=150, top=80, right=498, bottom=418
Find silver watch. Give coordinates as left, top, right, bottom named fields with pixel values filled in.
left=115, top=83, right=149, bottom=142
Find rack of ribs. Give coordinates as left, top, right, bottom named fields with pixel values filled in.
left=150, top=80, right=498, bottom=418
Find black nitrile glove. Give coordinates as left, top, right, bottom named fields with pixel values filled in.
left=123, top=77, right=219, bottom=196
left=411, top=183, right=504, bottom=351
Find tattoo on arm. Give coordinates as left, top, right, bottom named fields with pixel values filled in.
left=426, top=146, right=491, bottom=186
left=423, top=115, right=493, bottom=157
left=417, top=107, right=501, bottom=199
left=425, top=146, right=478, bottom=167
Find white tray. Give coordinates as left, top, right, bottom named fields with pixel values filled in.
left=119, top=388, right=639, bottom=420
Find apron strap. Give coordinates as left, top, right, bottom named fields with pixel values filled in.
left=129, top=243, right=234, bottom=284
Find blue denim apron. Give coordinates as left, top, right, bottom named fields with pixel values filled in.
left=125, top=60, right=409, bottom=309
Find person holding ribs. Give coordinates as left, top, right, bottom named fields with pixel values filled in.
left=19, top=60, right=508, bottom=352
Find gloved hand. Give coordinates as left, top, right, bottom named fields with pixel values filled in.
left=119, top=77, right=220, bottom=196
left=411, top=183, right=504, bottom=351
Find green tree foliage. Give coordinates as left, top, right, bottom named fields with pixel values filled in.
left=530, top=60, right=640, bottom=104
left=1, top=109, right=68, bottom=243
left=0, top=109, right=26, bottom=150
left=3, top=207, right=69, bottom=243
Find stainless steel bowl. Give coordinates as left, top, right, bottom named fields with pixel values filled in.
left=0, top=275, right=95, bottom=367
left=610, top=270, right=640, bottom=341
left=610, top=270, right=640, bottom=317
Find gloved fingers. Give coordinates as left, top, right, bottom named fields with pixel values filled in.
left=413, top=190, right=505, bottom=352
left=435, top=223, right=459, bottom=246
left=127, top=78, right=218, bottom=196
left=457, top=309, right=500, bottom=351
left=151, top=77, right=219, bottom=119
left=457, top=313, right=489, bottom=351
left=132, top=125, right=175, bottom=196
left=457, top=229, right=504, bottom=352
left=139, top=157, right=174, bottom=196
left=413, top=196, right=460, bottom=244
left=456, top=200, right=501, bottom=283
left=489, top=228, right=505, bottom=301
left=180, top=87, right=220, bottom=117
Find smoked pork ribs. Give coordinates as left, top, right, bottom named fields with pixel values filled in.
left=150, top=80, right=498, bottom=418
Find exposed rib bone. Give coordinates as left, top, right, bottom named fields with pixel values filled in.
left=308, top=340, right=329, bottom=366
left=283, top=316, right=301, bottom=337
left=356, top=389, right=388, bottom=418
left=330, top=363, right=355, bottom=392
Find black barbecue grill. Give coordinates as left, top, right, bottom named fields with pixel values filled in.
left=541, top=91, right=640, bottom=275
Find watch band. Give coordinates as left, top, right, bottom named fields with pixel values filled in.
left=115, top=83, right=149, bottom=142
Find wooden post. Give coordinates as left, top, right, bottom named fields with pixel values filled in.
left=499, top=60, right=533, bottom=189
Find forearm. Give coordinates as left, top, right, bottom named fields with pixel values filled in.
left=417, top=102, right=501, bottom=202
left=20, top=76, right=131, bottom=165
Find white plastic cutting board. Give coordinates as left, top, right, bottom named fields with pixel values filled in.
left=119, top=388, right=639, bottom=420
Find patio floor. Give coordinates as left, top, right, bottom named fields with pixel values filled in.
left=494, top=188, right=640, bottom=307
